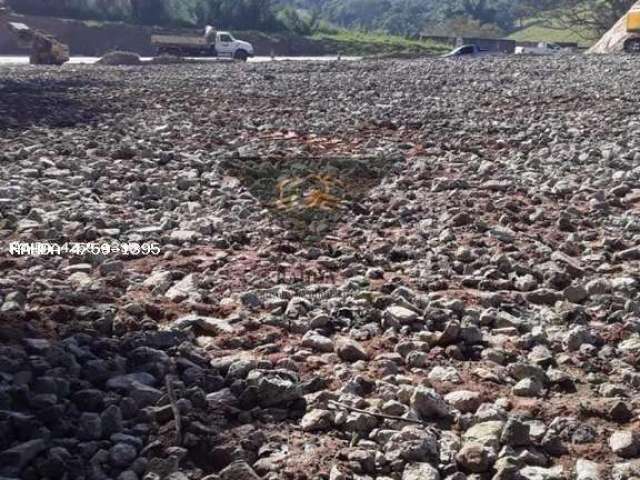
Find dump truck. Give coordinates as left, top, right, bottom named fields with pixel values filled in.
left=151, top=27, right=254, bottom=61
left=0, top=0, right=69, bottom=65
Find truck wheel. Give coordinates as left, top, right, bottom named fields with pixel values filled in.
left=234, top=50, right=248, bottom=62
left=624, top=38, right=640, bottom=53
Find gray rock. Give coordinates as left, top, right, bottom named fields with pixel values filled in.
left=463, top=421, right=504, bottom=452
left=501, top=418, right=530, bottom=447
left=610, top=430, right=640, bottom=458
left=0, top=439, right=47, bottom=473
left=384, top=306, right=418, bottom=326
left=411, top=387, right=450, bottom=419
left=444, top=390, right=481, bottom=413
left=575, top=459, right=601, bottom=480
left=219, top=461, right=260, bottom=480
left=402, top=462, right=440, bottom=480
left=519, top=465, right=565, bottom=480
left=300, top=409, right=333, bottom=432
left=110, top=443, right=137, bottom=468
left=335, top=337, right=368, bottom=362
left=512, top=377, right=543, bottom=397
left=456, top=443, right=494, bottom=473
left=78, top=412, right=102, bottom=440
left=301, top=331, right=334, bottom=353
left=246, top=370, right=302, bottom=407
left=384, top=426, right=439, bottom=462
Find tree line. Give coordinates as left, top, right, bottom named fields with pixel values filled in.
left=8, top=0, right=285, bottom=30
left=292, top=0, right=636, bottom=37
left=7, top=0, right=637, bottom=37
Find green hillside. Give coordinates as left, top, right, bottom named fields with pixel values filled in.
left=507, top=20, right=598, bottom=47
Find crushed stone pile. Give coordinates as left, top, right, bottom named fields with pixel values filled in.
left=0, top=55, right=640, bottom=480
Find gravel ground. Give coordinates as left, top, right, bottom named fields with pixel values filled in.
left=1, top=55, right=640, bottom=480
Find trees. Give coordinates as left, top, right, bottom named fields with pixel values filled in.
left=7, top=0, right=633, bottom=38
left=542, top=0, right=636, bottom=37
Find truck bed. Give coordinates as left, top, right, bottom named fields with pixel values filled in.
left=151, top=35, right=208, bottom=47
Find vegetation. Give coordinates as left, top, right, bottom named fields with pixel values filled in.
left=6, top=0, right=637, bottom=42
left=312, top=28, right=450, bottom=55
left=507, top=18, right=596, bottom=46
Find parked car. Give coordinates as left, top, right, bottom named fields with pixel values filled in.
left=515, top=42, right=563, bottom=55
left=443, top=44, right=490, bottom=58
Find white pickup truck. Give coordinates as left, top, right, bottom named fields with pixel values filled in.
left=515, top=42, right=562, bottom=55
left=151, top=29, right=254, bottom=61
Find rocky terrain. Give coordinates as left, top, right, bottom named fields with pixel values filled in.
left=0, top=54, right=639, bottom=480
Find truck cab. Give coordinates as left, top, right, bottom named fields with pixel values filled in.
left=215, top=31, right=254, bottom=61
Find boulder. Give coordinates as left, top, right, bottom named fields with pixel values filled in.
left=97, top=51, right=142, bottom=66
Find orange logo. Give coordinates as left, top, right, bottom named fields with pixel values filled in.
left=275, top=173, right=346, bottom=212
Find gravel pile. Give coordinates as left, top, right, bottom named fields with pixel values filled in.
left=0, top=55, right=639, bottom=480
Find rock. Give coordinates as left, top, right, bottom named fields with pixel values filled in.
left=169, top=229, right=200, bottom=244
left=0, top=439, right=47, bottom=473
left=344, top=411, right=378, bottom=433
left=444, top=390, right=482, bottom=413
left=101, top=405, right=123, bottom=436
left=526, top=289, right=561, bottom=305
left=501, top=418, right=530, bottom=447
left=402, top=462, right=440, bottom=480
left=564, top=285, right=588, bottom=303
left=384, top=426, right=439, bottom=462
left=246, top=370, right=302, bottom=407
left=463, top=421, right=504, bottom=452
left=384, top=306, right=418, bottom=326
left=335, top=337, right=368, bottom=362
left=301, top=331, right=334, bottom=353
left=519, top=465, right=565, bottom=480
left=610, top=430, right=640, bottom=458
left=411, top=387, right=451, bottom=419
left=585, top=278, right=612, bottom=296
left=575, top=459, right=601, bottom=480
left=165, top=274, right=198, bottom=302
left=106, top=373, right=156, bottom=390
left=512, top=377, right=544, bottom=397
left=78, top=412, right=102, bottom=440
left=206, top=388, right=238, bottom=408
left=219, top=461, right=261, bottom=480
left=128, top=382, right=163, bottom=408
left=97, top=51, right=142, bottom=65
left=300, top=409, right=333, bottom=432
left=428, top=366, right=461, bottom=383
left=456, top=443, right=494, bottom=473
left=110, top=443, right=137, bottom=468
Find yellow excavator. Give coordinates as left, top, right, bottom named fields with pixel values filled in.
left=0, top=0, right=69, bottom=65
left=626, top=5, right=640, bottom=52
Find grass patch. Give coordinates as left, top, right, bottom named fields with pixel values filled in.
left=508, top=20, right=598, bottom=47
left=312, top=29, right=450, bottom=56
